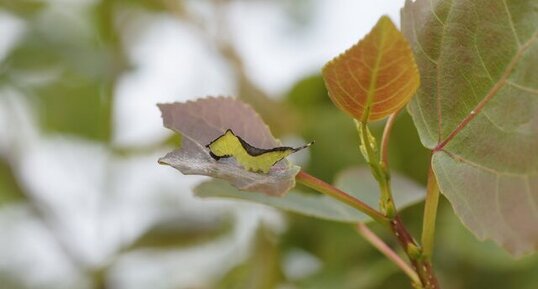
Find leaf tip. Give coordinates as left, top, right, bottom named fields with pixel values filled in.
left=377, top=14, right=395, bottom=26
left=157, top=157, right=170, bottom=166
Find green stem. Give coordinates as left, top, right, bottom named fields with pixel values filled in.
left=356, top=116, right=441, bottom=289
left=356, top=223, right=421, bottom=285
left=380, top=111, right=400, bottom=169
left=357, top=120, right=396, bottom=217
left=295, top=171, right=388, bottom=225
left=421, top=163, right=440, bottom=259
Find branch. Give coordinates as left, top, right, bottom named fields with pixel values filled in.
left=358, top=117, right=441, bottom=289
left=356, top=223, right=420, bottom=285
left=295, top=170, right=388, bottom=225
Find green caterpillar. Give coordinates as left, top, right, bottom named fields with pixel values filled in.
left=206, top=129, right=313, bottom=173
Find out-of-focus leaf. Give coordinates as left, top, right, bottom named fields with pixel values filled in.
left=280, top=213, right=407, bottom=288
left=116, top=0, right=174, bottom=12
left=195, top=179, right=361, bottom=223
left=195, top=167, right=424, bottom=223
left=236, top=71, right=299, bottom=137
left=0, top=273, right=25, bottom=289
left=0, top=0, right=46, bottom=17
left=385, top=111, right=431, bottom=184
left=287, top=75, right=332, bottom=109
left=158, top=97, right=300, bottom=196
left=402, top=0, right=538, bottom=256
left=36, top=77, right=110, bottom=140
left=322, top=16, right=419, bottom=122
left=0, top=158, right=25, bottom=205
left=305, top=109, right=362, bottom=181
left=334, top=167, right=425, bottom=209
left=217, top=225, right=283, bottom=289
left=286, top=75, right=363, bottom=182
left=3, top=9, right=117, bottom=141
left=126, top=214, right=232, bottom=250
left=299, top=259, right=398, bottom=289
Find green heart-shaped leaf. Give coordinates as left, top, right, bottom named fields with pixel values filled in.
left=402, top=0, right=538, bottom=256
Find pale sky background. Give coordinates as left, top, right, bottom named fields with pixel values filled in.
left=0, top=1, right=405, bottom=288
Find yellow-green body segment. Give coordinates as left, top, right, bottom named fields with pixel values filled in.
left=206, top=129, right=312, bottom=173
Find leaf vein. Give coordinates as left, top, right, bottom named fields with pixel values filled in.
left=502, top=0, right=522, bottom=47
left=442, top=149, right=538, bottom=176
left=434, top=0, right=455, bottom=142
left=373, top=65, right=414, bottom=93
left=524, top=176, right=538, bottom=219
left=429, top=0, right=446, bottom=27
left=345, top=55, right=370, bottom=94
left=434, top=31, right=538, bottom=151
left=474, top=38, right=495, bottom=83
left=507, top=80, right=538, bottom=95
left=461, top=72, right=516, bottom=133
left=372, top=79, right=418, bottom=115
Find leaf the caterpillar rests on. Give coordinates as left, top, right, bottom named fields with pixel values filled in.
left=206, top=129, right=313, bottom=174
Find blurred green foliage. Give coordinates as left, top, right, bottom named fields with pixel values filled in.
left=2, top=0, right=119, bottom=141
left=0, top=158, right=25, bottom=205
left=218, top=225, right=283, bottom=289
left=0, top=0, right=46, bottom=17
left=0, top=1, right=537, bottom=289
left=128, top=214, right=234, bottom=250
left=286, top=75, right=362, bottom=182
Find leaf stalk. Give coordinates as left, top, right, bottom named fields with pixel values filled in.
left=421, top=162, right=440, bottom=259
left=295, top=171, right=388, bottom=225
left=381, top=110, right=400, bottom=169
left=356, top=223, right=421, bottom=285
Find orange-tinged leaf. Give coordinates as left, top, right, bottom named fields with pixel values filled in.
left=322, top=16, right=420, bottom=122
